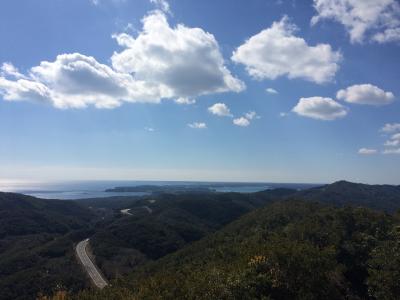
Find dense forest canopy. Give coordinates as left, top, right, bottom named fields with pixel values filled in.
left=1, top=181, right=400, bottom=299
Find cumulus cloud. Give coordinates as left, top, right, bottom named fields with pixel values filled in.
left=1, top=63, right=25, bottom=79
left=0, top=53, right=162, bottom=109
left=337, top=84, right=395, bottom=106
left=292, top=97, right=348, bottom=120
left=188, top=122, right=207, bottom=129
left=230, top=111, right=259, bottom=127
left=149, top=0, right=171, bottom=14
left=311, top=0, right=400, bottom=43
left=0, top=11, right=244, bottom=109
left=174, top=97, right=196, bottom=105
left=383, top=148, right=400, bottom=154
left=245, top=111, right=259, bottom=120
left=381, top=123, right=400, bottom=133
left=111, top=11, right=244, bottom=98
left=384, top=133, right=400, bottom=147
left=232, top=16, right=341, bottom=84
left=208, top=103, right=232, bottom=117
left=361, top=123, right=400, bottom=156
left=90, top=0, right=126, bottom=6
left=358, top=148, right=378, bottom=155
left=0, top=76, right=53, bottom=105
left=266, top=88, right=278, bottom=94
left=233, top=117, right=250, bottom=127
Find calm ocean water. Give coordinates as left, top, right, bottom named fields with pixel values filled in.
left=0, top=180, right=320, bottom=200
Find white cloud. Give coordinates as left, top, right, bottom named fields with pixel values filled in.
left=383, top=148, right=400, bottom=154
left=0, top=53, right=162, bottom=109
left=374, top=27, right=400, bottom=43
left=231, top=111, right=259, bottom=127
left=384, top=140, right=400, bottom=147
left=111, top=11, right=244, bottom=98
left=232, top=16, right=341, bottom=84
left=384, top=133, right=400, bottom=147
left=208, top=103, right=232, bottom=117
left=279, top=112, right=289, bottom=117
left=266, top=88, right=278, bottom=94
left=0, top=11, right=244, bottom=109
left=188, top=122, right=207, bottom=129
left=145, top=127, right=155, bottom=132
left=381, top=123, right=400, bottom=133
left=292, top=97, right=348, bottom=120
left=90, top=0, right=125, bottom=5
left=149, top=0, right=171, bottom=14
left=1, top=63, right=25, bottom=79
left=245, top=111, right=259, bottom=120
left=174, top=97, right=196, bottom=105
left=90, top=0, right=126, bottom=6
left=311, top=0, right=400, bottom=43
left=0, top=76, right=53, bottom=105
left=233, top=117, right=250, bottom=127
left=358, top=148, right=378, bottom=155
left=337, top=84, right=395, bottom=106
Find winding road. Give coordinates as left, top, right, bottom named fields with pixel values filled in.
left=76, top=239, right=108, bottom=289
left=77, top=204, right=153, bottom=288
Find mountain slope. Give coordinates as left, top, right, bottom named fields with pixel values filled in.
left=89, top=189, right=296, bottom=279
left=294, top=180, right=400, bottom=212
left=0, top=192, right=94, bottom=238
left=77, top=200, right=400, bottom=300
left=0, top=192, right=96, bottom=300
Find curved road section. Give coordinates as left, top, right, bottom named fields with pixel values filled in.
left=76, top=239, right=108, bottom=289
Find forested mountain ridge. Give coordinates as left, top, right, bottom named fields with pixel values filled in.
left=2, top=180, right=400, bottom=299
left=0, top=192, right=97, bottom=300
left=293, top=180, right=400, bottom=212
left=88, top=189, right=297, bottom=279
left=77, top=200, right=400, bottom=300
left=0, top=192, right=95, bottom=238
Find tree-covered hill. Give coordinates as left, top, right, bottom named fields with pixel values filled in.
left=3, top=180, right=400, bottom=299
left=0, top=192, right=97, bottom=300
left=88, top=189, right=296, bottom=279
left=294, top=180, right=400, bottom=212
left=77, top=200, right=400, bottom=300
left=0, top=192, right=95, bottom=238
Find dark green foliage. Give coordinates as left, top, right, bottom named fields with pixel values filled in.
left=0, top=192, right=94, bottom=238
left=4, top=181, right=400, bottom=299
left=295, top=180, right=400, bottom=212
left=75, top=196, right=143, bottom=210
left=367, top=226, right=400, bottom=299
left=0, top=192, right=96, bottom=300
left=90, top=189, right=296, bottom=279
left=77, top=200, right=400, bottom=300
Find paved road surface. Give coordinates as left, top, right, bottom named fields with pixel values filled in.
left=120, top=208, right=132, bottom=215
left=120, top=206, right=153, bottom=216
left=76, top=239, right=108, bottom=289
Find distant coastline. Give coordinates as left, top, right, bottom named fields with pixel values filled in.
left=0, top=180, right=322, bottom=200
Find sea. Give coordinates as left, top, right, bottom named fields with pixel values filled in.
left=0, top=180, right=321, bottom=200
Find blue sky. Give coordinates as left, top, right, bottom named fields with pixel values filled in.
left=0, top=0, right=399, bottom=184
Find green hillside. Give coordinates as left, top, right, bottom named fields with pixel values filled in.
left=294, top=180, right=400, bottom=212
left=88, top=189, right=296, bottom=279
left=0, top=192, right=96, bottom=300
left=3, top=181, right=400, bottom=299
left=77, top=200, right=400, bottom=300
